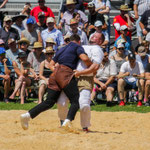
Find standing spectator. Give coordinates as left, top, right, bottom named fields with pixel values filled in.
left=21, top=3, right=36, bottom=30
left=34, top=12, right=47, bottom=32
left=38, top=47, right=54, bottom=104
left=12, top=14, right=27, bottom=38
left=60, top=0, right=85, bottom=18
left=87, top=2, right=106, bottom=36
left=134, top=0, right=150, bottom=43
left=17, top=38, right=30, bottom=56
left=91, top=51, right=117, bottom=107
left=21, top=18, right=42, bottom=51
left=113, top=5, right=134, bottom=40
left=27, top=42, right=45, bottom=76
left=139, top=9, right=150, bottom=36
left=41, top=17, right=64, bottom=51
left=58, top=0, right=88, bottom=34
left=117, top=53, right=145, bottom=106
left=0, top=16, right=20, bottom=50
left=30, top=0, right=55, bottom=23
left=9, top=52, right=33, bottom=104
left=66, top=19, right=88, bottom=45
left=0, top=47, right=12, bottom=103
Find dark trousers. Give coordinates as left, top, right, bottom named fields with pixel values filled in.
left=29, top=77, right=79, bottom=121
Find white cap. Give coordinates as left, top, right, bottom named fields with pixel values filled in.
left=146, top=32, right=150, bottom=42
left=120, top=25, right=128, bottom=31
left=46, top=17, right=54, bottom=23
left=117, top=43, right=125, bottom=49
left=94, top=20, right=103, bottom=27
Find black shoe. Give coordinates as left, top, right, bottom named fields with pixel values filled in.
left=145, top=101, right=150, bottom=107
left=106, top=101, right=112, bottom=107
left=3, top=98, right=9, bottom=103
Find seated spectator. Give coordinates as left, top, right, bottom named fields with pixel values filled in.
left=87, top=2, right=106, bottom=36
left=45, top=37, right=56, bottom=48
left=66, top=19, right=88, bottom=45
left=73, top=12, right=84, bottom=30
left=21, top=3, right=36, bottom=30
left=17, top=38, right=30, bottom=56
left=111, top=43, right=127, bottom=73
left=41, top=17, right=64, bottom=51
left=0, top=16, right=20, bottom=49
left=9, top=52, right=33, bottom=104
left=34, top=12, right=47, bottom=32
left=27, top=42, right=45, bottom=77
left=0, top=39, right=5, bottom=48
left=91, top=51, right=117, bottom=107
left=144, top=63, right=150, bottom=106
left=60, top=0, right=85, bottom=18
left=21, top=18, right=42, bottom=51
left=113, top=25, right=132, bottom=55
left=141, top=40, right=150, bottom=55
left=6, top=38, right=23, bottom=66
left=38, top=47, right=54, bottom=104
left=0, top=47, right=12, bottom=103
left=136, top=45, right=150, bottom=70
left=12, top=14, right=27, bottom=38
left=30, top=0, right=55, bottom=23
left=113, top=5, right=134, bottom=40
left=117, top=53, right=145, bottom=106
left=58, top=0, right=88, bottom=34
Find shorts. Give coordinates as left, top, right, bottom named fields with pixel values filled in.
left=124, top=78, right=138, bottom=90
left=93, top=80, right=117, bottom=91
left=39, top=79, right=48, bottom=87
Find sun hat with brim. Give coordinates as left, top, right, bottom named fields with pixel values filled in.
left=117, top=43, right=125, bottom=49
left=3, top=16, right=12, bottom=22
left=120, top=5, right=131, bottom=11
left=88, top=2, right=95, bottom=8
left=8, top=38, right=15, bottom=45
left=0, top=47, right=5, bottom=55
left=66, top=0, right=76, bottom=5
left=33, top=42, right=43, bottom=49
left=43, top=46, right=54, bottom=54
left=45, top=37, right=56, bottom=44
left=64, top=35, right=70, bottom=40
left=17, top=37, right=30, bottom=45
left=138, top=46, right=146, bottom=57
left=12, top=14, right=27, bottom=22
left=17, top=52, right=27, bottom=59
left=70, top=18, right=78, bottom=25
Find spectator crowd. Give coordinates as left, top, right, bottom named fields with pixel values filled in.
left=1, top=0, right=150, bottom=111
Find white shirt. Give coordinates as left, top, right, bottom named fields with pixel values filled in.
left=120, top=61, right=144, bottom=82
left=76, top=45, right=104, bottom=76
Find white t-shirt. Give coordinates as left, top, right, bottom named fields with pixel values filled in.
left=76, top=45, right=104, bottom=76
left=120, top=61, right=144, bottom=82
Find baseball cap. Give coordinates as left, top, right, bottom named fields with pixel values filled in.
left=38, top=11, right=45, bottom=17
left=4, top=16, right=12, bottom=22
left=94, top=20, right=103, bottom=27
left=117, top=43, right=125, bottom=49
left=138, top=46, right=146, bottom=56
left=128, top=53, right=135, bottom=60
left=0, top=47, right=5, bottom=55
left=88, top=2, right=95, bottom=8
left=26, top=18, right=34, bottom=24
left=0, top=39, right=4, bottom=45
left=46, top=17, right=54, bottom=23
left=8, top=38, right=15, bottom=45
left=120, top=25, right=128, bottom=31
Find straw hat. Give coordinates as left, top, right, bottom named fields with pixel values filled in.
left=120, top=5, right=131, bottom=11
left=33, top=42, right=43, bottom=49
left=43, top=46, right=54, bottom=54
left=138, top=46, right=146, bottom=57
left=17, top=37, right=30, bottom=45
left=66, top=0, right=76, bottom=5
left=70, top=18, right=78, bottom=25
left=45, top=37, right=56, bottom=45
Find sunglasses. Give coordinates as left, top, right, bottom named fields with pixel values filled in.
left=46, top=53, right=54, bottom=56
left=20, top=42, right=28, bottom=45
left=118, top=48, right=124, bottom=50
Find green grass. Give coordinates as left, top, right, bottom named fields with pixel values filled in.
left=1, top=99, right=150, bottom=113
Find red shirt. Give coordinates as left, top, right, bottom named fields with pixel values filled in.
left=31, top=6, right=55, bottom=22
left=113, top=15, right=134, bottom=40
